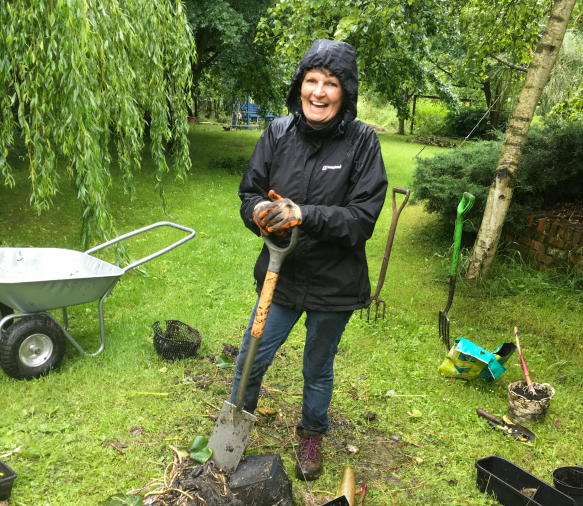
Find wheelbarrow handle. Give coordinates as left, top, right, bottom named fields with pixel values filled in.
left=451, top=193, right=475, bottom=276
left=236, top=227, right=298, bottom=411
left=84, top=222, right=195, bottom=273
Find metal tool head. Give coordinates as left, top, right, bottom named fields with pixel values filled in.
left=486, top=420, right=536, bottom=442
left=363, top=297, right=386, bottom=323
left=319, top=496, right=350, bottom=506
left=208, top=400, right=257, bottom=472
left=438, top=310, right=451, bottom=350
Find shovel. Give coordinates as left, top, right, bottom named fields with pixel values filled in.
left=363, top=187, right=410, bottom=322
left=208, top=227, right=298, bottom=472
left=476, top=408, right=536, bottom=442
left=438, top=192, right=475, bottom=350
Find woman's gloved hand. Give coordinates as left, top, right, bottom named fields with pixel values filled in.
left=263, top=190, right=302, bottom=233
left=253, top=200, right=278, bottom=235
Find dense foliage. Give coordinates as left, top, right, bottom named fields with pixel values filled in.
left=0, top=0, right=194, bottom=248
left=411, top=120, right=583, bottom=237
left=443, top=108, right=511, bottom=139
left=185, top=0, right=289, bottom=119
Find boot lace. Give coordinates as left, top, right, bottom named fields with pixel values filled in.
left=299, top=437, right=321, bottom=464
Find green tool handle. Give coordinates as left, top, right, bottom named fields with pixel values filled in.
left=450, top=192, right=475, bottom=276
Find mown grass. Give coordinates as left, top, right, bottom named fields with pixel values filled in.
left=1, top=125, right=582, bottom=506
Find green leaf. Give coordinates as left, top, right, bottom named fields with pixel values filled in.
left=19, top=442, right=41, bottom=459
left=189, top=436, right=212, bottom=464
left=216, top=353, right=233, bottom=368
left=104, top=493, right=144, bottom=506
left=407, top=409, right=422, bottom=418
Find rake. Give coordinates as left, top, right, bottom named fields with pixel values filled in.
left=438, top=192, right=475, bottom=350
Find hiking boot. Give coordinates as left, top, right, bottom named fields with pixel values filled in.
left=295, top=430, right=323, bottom=481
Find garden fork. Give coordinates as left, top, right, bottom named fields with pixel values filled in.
left=364, top=187, right=410, bottom=322
left=439, top=192, right=475, bottom=350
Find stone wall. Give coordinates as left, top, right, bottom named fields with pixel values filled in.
left=506, top=215, right=583, bottom=271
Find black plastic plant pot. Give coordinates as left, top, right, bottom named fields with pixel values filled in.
left=476, top=456, right=576, bottom=506
left=0, top=459, right=17, bottom=501
left=553, top=467, right=583, bottom=506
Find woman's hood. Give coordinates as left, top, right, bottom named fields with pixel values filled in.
left=286, top=39, right=358, bottom=121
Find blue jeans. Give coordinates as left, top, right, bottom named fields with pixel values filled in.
left=230, top=300, right=353, bottom=435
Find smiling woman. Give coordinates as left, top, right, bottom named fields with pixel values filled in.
left=234, top=39, right=388, bottom=483
left=300, top=68, right=344, bottom=128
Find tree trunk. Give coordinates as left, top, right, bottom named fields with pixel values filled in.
left=397, top=87, right=410, bottom=135
left=397, top=119, right=405, bottom=135
left=467, top=0, right=577, bottom=279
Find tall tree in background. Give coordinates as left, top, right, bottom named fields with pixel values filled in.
left=184, top=0, right=287, bottom=116
left=257, top=0, right=460, bottom=133
left=0, top=0, right=194, bottom=249
left=467, top=0, right=578, bottom=278
left=257, top=0, right=555, bottom=134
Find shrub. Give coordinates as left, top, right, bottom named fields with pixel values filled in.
left=443, top=107, right=510, bottom=139
left=411, top=120, right=583, bottom=237
left=413, top=100, right=449, bottom=136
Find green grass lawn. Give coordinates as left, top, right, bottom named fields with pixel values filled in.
left=1, top=125, right=582, bottom=506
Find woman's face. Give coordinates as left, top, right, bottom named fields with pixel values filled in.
left=300, top=69, right=343, bottom=128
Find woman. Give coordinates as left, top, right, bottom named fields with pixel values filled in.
left=232, top=39, right=388, bottom=481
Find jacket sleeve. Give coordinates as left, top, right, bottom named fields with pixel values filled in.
left=238, top=125, right=276, bottom=236
left=299, top=128, right=388, bottom=248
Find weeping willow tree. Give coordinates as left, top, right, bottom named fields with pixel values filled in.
left=0, top=0, right=194, bottom=249
left=538, top=30, right=583, bottom=114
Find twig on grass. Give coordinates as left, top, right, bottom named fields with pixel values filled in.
left=129, top=391, right=170, bottom=396
left=450, top=500, right=481, bottom=504
left=0, top=447, right=21, bottom=459
left=266, top=386, right=303, bottom=396
left=198, top=395, right=221, bottom=411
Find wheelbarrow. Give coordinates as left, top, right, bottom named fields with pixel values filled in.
left=0, top=222, right=195, bottom=379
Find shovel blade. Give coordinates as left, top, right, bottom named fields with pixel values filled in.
left=208, top=401, right=257, bottom=472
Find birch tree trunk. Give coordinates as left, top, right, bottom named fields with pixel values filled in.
left=466, top=0, right=577, bottom=279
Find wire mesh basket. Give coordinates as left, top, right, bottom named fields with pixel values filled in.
left=152, top=320, right=202, bottom=360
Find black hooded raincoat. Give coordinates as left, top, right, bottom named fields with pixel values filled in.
left=239, top=40, right=388, bottom=311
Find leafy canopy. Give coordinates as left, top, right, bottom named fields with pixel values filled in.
left=257, top=0, right=557, bottom=120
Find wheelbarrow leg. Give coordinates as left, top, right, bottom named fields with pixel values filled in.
left=62, top=308, right=69, bottom=330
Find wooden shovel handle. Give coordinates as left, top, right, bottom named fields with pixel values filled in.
left=515, top=327, right=535, bottom=394
left=476, top=409, right=503, bottom=425
left=251, top=271, right=278, bottom=339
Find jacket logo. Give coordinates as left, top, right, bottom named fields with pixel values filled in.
left=322, top=165, right=342, bottom=171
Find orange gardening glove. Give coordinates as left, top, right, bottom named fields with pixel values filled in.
left=252, top=191, right=284, bottom=235
left=263, top=190, right=302, bottom=234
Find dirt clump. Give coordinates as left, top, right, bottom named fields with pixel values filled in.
left=222, top=343, right=239, bottom=362
left=511, top=383, right=552, bottom=401
left=145, top=460, right=243, bottom=506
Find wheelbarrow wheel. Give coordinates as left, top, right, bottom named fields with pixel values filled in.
left=0, top=316, right=67, bottom=379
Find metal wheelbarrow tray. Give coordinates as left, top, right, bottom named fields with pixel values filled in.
left=0, top=222, right=195, bottom=379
